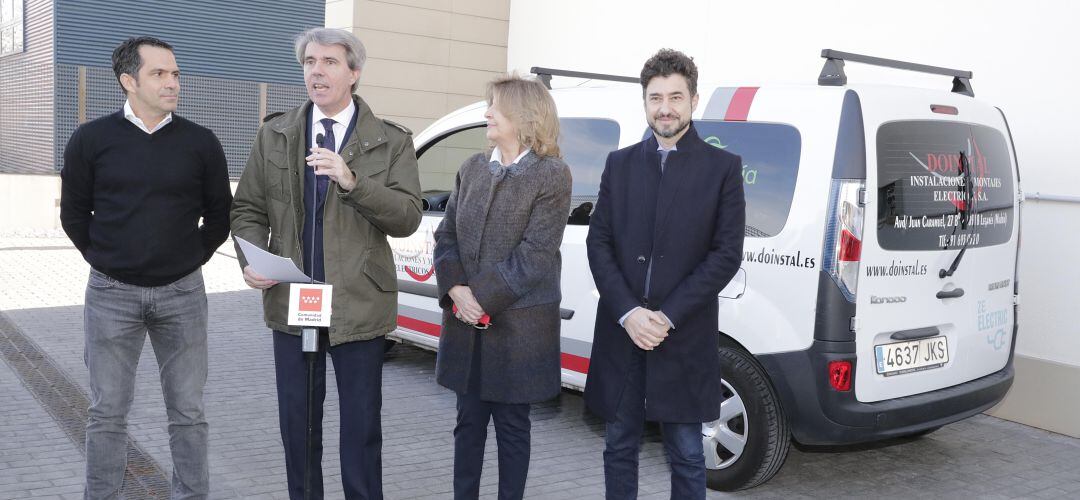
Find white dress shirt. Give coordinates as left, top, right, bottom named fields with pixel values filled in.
left=310, top=102, right=357, bottom=152
left=123, top=100, right=173, bottom=134
left=490, top=146, right=532, bottom=166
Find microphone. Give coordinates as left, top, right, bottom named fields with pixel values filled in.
left=303, top=131, right=326, bottom=353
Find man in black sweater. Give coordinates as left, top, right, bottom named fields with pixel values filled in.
left=59, top=36, right=231, bottom=500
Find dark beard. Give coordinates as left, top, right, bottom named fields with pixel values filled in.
left=649, top=116, right=690, bottom=139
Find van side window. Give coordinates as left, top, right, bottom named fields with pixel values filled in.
left=416, top=126, right=488, bottom=211
left=560, top=118, right=621, bottom=225
left=694, top=120, right=802, bottom=238
left=415, top=119, right=620, bottom=221
left=877, top=121, right=1014, bottom=250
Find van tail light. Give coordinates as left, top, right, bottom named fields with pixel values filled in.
left=839, top=229, right=862, bottom=262
left=823, top=179, right=865, bottom=302
left=828, top=360, right=853, bottom=391
left=931, top=104, right=959, bottom=115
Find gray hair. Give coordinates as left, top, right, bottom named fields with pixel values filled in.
left=294, top=28, right=367, bottom=91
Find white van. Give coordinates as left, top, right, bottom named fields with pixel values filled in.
left=386, top=50, right=1021, bottom=491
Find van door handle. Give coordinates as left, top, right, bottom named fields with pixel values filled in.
left=890, top=326, right=940, bottom=340
left=936, top=288, right=965, bottom=299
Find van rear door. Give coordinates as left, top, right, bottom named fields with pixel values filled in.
left=856, top=92, right=1019, bottom=403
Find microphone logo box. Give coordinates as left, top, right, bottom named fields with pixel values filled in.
left=288, top=284, right=332, bottom=327
left=299, top=288, right=323, bottom=312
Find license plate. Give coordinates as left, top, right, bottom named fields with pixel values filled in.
left=874, top=336, right=949, bottom=376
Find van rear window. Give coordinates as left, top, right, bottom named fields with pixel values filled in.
left=695, top=120, right=802, bottom=238
left=876, top=121, right=1014, bottom=251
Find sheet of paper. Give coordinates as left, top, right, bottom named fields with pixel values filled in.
left=234, top=236, right=314, bottom=283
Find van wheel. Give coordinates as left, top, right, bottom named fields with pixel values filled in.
left=383, top=337, right=398, bottom=354
left=704, top=346, right=790, bottom=491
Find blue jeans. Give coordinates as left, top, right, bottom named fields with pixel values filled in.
left=83, top=268, right=209, bottom=500
left=453, top=332, right=531, bottom=500
left=273, top=330, right=384, bottom=500
left=603, top=350, right=705, bottom=500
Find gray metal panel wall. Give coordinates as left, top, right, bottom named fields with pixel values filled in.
left=52, top=63, right=77, bottom=171
left=267, top=83, right=310, bottom=117
left=0, top=0, right=54, bottom=175
left=54, top=64, right=308, bottom=178
left=54, top=0, right=322, bottom=85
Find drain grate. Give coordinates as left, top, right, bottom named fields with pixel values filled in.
left=0, top=311, right=171, bottom=498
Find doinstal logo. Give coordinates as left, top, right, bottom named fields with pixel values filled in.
left=404, top=266, right=435, bottom=282
left=908, top=135, right=991, bottom=212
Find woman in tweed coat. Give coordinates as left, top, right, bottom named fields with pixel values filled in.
left=433, top=74, right=572, bottom=500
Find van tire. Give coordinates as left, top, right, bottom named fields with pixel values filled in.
left=705, top=346, right=790, bottom=491
left=907, top=425, right=942, bottom=438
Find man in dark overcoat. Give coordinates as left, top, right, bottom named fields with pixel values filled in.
left=584, top=49, right=746, bottom=499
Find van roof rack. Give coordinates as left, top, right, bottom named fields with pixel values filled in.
left=531, top=67, right=639, bottom=89
left=818, top=49, right=974, bottom=97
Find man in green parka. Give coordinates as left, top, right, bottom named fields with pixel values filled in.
left=230, top=27, right=422, bottom=500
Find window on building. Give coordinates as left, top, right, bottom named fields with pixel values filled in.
left=0, top=0, right=24, bottom=57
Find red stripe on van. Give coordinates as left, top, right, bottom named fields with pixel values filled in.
left=397, top=315, right=442, bottom=337
left=724, top=87, right=759, bottom=121
left=561, top=352, right=590, bottom=374
left=397, top=315, right=592, bottom=374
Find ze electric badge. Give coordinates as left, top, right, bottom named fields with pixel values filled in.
left=288, top=284, right=333, bottom=327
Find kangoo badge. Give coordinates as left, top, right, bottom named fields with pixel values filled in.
left=288, top=284, right=333, bottom=327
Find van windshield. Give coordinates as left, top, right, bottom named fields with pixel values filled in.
left=876, top=121, right=1014, bottom=251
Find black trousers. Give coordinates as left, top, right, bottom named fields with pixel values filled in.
left=273, top=330, right=384, bottom=500
left=453, top=332, right=531, bottom=500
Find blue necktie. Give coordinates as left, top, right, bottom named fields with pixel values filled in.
left=317, top=118, right=336, bottom=200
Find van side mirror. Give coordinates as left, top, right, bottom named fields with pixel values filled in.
left=422, top=191, right=451, bottom=212
left=568, top=201, right=593, bottom=225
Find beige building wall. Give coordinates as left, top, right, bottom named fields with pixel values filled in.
left=325, top=0, right=509, bottom=136
left=0, top=174, right=62, bottom=232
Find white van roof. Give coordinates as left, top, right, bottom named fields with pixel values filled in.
left=416, top=81, right=1006, bottom=151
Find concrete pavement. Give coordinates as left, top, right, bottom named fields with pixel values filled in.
left=1, top=231, right=1079, bottom=499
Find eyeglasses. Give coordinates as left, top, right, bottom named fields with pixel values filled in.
left=452, top=305, right=492, bottom=330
